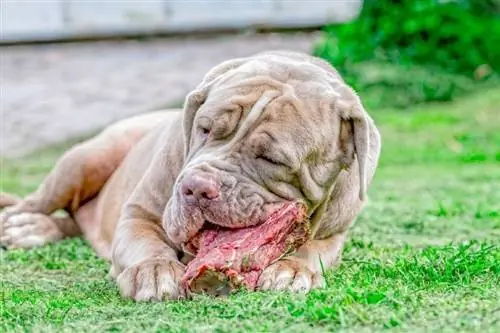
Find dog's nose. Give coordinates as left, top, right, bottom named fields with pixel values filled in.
left=180, top=174, right=220, bottom=201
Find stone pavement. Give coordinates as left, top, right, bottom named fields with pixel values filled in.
left=1, top=32, right=320, bottom=157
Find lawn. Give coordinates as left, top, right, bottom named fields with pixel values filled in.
left=1, top=87, right=499, bottom=333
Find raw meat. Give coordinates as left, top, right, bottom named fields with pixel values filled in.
left=181, top=202, right=310, bottom=295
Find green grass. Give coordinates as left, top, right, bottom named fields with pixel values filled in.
left=1, top=87, right=500, bottom=332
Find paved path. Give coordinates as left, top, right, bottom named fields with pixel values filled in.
left=1, top=32, right=319, bottom=157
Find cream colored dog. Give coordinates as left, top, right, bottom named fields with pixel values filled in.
left=0, top=51, right=381, bottom=301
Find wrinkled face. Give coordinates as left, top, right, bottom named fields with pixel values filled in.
left=163, top=60, right=355, bottom=246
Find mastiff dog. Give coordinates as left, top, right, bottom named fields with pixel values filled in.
left=0, top=51, right=381, bottom=301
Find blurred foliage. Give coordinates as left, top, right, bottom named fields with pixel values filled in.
left=459, top=0, right=500, bottom=16
left=314, top=0, right=500, bottom=108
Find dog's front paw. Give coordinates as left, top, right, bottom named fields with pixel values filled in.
left=258, top=259, right=325, bottom=293
left=116, top=258, right=186, bottom=301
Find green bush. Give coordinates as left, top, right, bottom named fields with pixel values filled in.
left=314, top=0, right=500, bottom=108
left=459, top=0, right=500, bottom=16
left=341, top=62, right=482, bottom=109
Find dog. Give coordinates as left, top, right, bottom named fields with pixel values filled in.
left=0, top=51, right=381, bottom=301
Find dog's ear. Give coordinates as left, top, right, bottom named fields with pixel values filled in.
left=182, top=58, right=249, bottom=158
left=336, top=86, right=370, bottom=201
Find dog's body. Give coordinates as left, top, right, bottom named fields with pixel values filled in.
left=1, top=51, right=381, bottom=301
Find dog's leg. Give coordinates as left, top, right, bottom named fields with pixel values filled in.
left=0, top=212, right=81, bottom=249
left=258, top=232, right=347, bottom=292
left=108, top=140, right=186, bottom=301
left=0, top=191, right=80, bottom=249
left=111, top=215, right=186, bottom=301
left=0, top=192, right=21, bottom=208
left=0, top=137, right=124, bottom=249
left=0, top=113, right=168, bottom=249
left=2, top=135, right=133, bottom=219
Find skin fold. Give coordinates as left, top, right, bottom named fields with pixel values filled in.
left=0, top=51, right=381, bottom=301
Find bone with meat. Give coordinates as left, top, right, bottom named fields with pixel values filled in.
left=181, top=202, right=310, bottom=295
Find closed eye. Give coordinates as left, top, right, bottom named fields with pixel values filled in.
left=256, top=154, right=286, bottom=166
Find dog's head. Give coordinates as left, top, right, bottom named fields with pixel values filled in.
left=163, top=51, right=371, bottom=245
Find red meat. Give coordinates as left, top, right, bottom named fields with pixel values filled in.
left=181, top=202, right=310, bottom=295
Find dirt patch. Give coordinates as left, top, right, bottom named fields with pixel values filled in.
left=1, top=32, right=319, bottom=157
